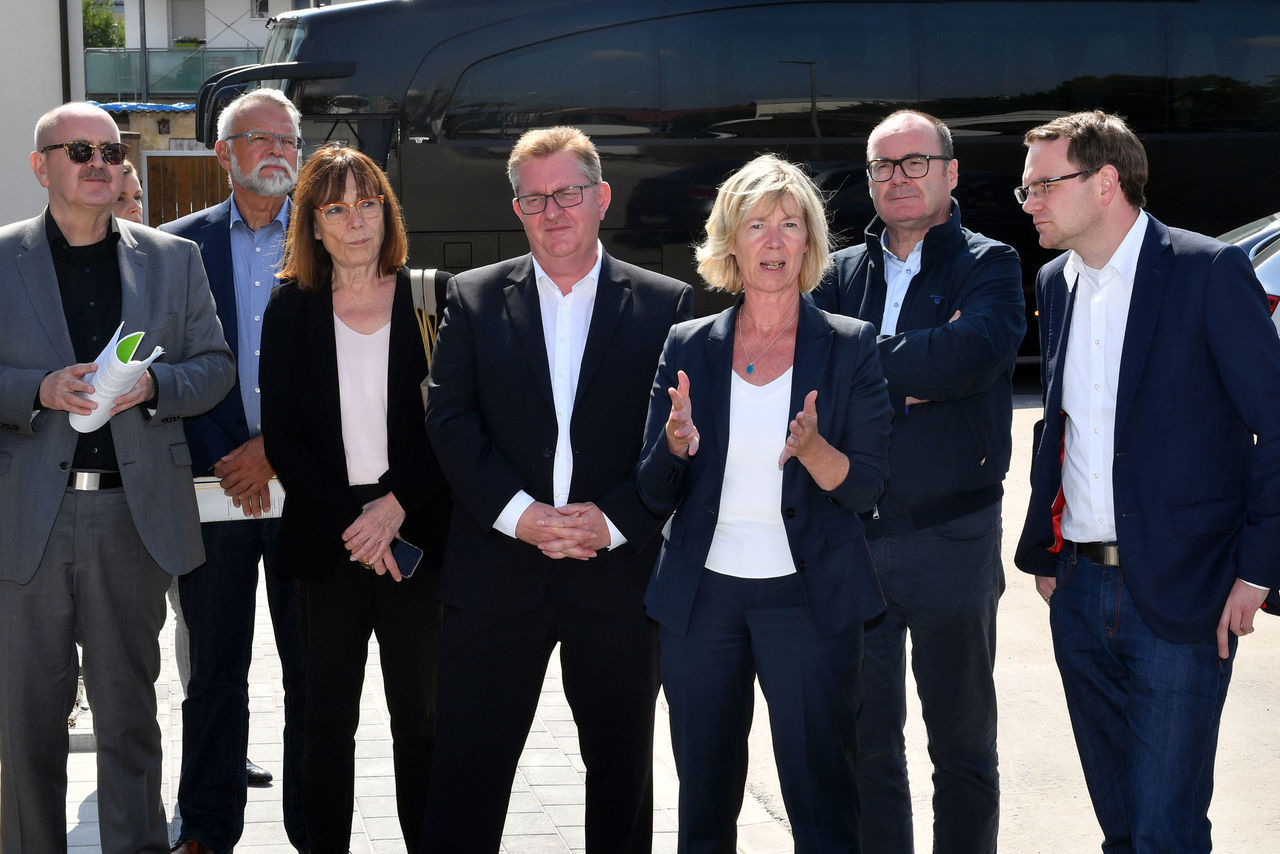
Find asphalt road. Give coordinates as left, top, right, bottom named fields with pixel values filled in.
left=739, top=389, right=1280, bottom=852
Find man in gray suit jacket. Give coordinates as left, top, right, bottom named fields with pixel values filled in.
left=0, top=102, right=234, bottom=853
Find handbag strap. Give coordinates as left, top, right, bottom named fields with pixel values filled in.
left=409, top=268, right=439, bottom=363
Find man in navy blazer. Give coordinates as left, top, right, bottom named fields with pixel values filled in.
left=1015, top=110, right=1280, bottom=851
left=160, top=89, right=307, bottom=854
left=423, top=127, right=693, bottom=853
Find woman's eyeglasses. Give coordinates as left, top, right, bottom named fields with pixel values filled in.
left=316, top=196, right=385, bottom=225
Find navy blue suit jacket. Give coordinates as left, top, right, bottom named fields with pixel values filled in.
left=160, top=198, right=254, bottom=475
left=637, top=296, right=892, bottom=638
left=1015, top=215, right=1280, bottom=642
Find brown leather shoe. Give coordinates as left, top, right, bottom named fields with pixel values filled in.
left=170, top=840, right=213, bottom=854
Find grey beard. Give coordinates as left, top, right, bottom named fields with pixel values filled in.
left=230, top=156, right=296, bottom=197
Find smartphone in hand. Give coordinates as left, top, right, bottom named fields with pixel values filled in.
left=392, top=537, right=424, bottom=579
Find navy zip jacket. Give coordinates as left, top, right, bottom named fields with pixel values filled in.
left=812, top=200, right=1024, bottom=536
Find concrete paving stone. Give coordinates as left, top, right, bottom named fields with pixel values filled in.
left=499, top=833, right=572, bottom=854
left=541, top=802, right=584, bottom=826
left=360, top=815, right=407, bottom=840
left=501, top=810, right=559, bottom=835
left=506, top=790, right=542, bottom=812
left=520, top=765, right=583, bottom=786
left=509, top=771, right=532, bottom=793
left=371, top=840, right=409, bottom=854
left=736, top=820, right=796, bottom=854
left=518, top=746, right=575, bottom=767
left=521, top=730, right=557, bottom=749
left=557, top=825, right=585, bottom=849
left=353, top=774, right=398, bottom=797
left=356, top=794, right=400, bottom=818
left=355, top=737, right=395, bottom=758
left=354, top=756, right=397, bottom=777
left=527, top=784, right=586, bottom=806
left=542, top=718, right=579, bottom=737
left=651, top=831, right=679, bottom=853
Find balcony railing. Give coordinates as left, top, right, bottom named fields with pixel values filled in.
left=86, top=48, right=263, bottom=101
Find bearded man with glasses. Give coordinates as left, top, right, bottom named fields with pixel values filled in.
left=422, top=125, right=692, bottom=853
left=0, top=101, right=234, bottom=853
left=160, top=88, right=309, bottom=854
left=811, top=109, right=1024, bottom=854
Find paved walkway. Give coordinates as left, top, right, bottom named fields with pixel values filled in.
left=54, top=578, right=791, bottom=853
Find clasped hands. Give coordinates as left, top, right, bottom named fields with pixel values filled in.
left=516, top=501, right=611, bottom=560
left=343, top=492, right=408, bottom=581
left=39, top=362, right=154, bottom=417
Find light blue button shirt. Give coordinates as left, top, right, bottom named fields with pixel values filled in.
left=229, top=195, right=290, bottom=436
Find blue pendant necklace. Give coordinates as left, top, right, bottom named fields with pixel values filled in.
left=738, top=305, right=797, bottom=375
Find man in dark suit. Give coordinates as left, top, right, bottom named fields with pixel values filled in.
left=1015, top=110, right=1280, bottom=851
left=811, top=110, right=1023, bottom=854
left=160, top=89, right=308, bottom=854
left=0, top=101, right=234, bottom=853
left=423, top=126, right=693, bottom=853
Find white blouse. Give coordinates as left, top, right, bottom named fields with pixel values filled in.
left=704, top=367, right=796, bottom=579
left=333, top=313, right=390, bottom=486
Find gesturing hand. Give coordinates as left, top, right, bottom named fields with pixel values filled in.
left=665, top=369, right=699, bottom=459
left=779, top=390, right=822, bottom=467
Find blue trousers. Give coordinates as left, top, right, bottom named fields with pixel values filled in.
left=1050, top=552, right=1234, bottom=853
left=662, top=570, right=863, bottom=854
left=176, top=518, right=307, bottom=852
left=858, top=503, right=1003, bottom=854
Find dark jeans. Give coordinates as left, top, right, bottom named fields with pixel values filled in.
left=299, top=561, right=441, bottom=854
left=662, top=571, right=863, bottom=854
left=859, top=503, right=1004, bottom=854
left=1050, top=552, right=1234, bottom=853
left=177, top=518, right=307, bottom=852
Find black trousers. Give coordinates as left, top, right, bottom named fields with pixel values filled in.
left=298, top=560, right=441, bottom=853
left=421, top=572, right=660, bottom=853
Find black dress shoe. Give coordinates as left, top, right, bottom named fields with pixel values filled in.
left=246, top=758, right=273, bottom=787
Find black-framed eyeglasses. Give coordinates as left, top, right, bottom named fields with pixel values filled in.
left=866, top=154, right=951, bottom=183
left=514, top=183, right=597, bottom=215
left=224, top=130, right=304, bottom=150
left=40, top=140, right=130, bottom=166
left=1014, top=169, right=1097, bottom=205
left=316, top=195, right=385, bottom=225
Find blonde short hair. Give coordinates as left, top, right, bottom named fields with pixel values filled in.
left=696, top=154, right=831, bottom=293
left=506, top=126, right=602, bottom=194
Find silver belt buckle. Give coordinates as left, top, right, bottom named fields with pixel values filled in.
left=1100, top=543, right=1121, bottom=566
left=72, top=472, right=101, bottom=490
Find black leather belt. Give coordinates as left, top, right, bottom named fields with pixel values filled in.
left=1068, top=540, right=1120, bottom=567
left=69, top=471, right=123, bottom=490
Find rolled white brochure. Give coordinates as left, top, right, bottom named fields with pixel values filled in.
left=68, top=322, right=165, bottom=434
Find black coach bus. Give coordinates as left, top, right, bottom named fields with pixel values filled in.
left=197, top=0, right=1280, bottom=359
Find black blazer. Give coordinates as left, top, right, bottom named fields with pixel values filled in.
left=425, top=252, right=694, bottom=617
left=636, top=296, right=892, bottom=637
left=260, top=267, right=450, bottom=580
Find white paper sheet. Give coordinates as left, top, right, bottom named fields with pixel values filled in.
left=68, top=323, right=164, bottom=433
left=194, top=476, right=286, bottom=522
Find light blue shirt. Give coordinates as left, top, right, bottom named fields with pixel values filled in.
left=879, top=239, right=923, bottom=337
left=229, top=195, right=290, bottom=436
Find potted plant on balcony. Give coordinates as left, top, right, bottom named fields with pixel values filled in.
left=174, top=36, right=206, bottom=50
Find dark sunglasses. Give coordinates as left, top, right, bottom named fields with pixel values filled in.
left=40, top=140, right=130, bottom=166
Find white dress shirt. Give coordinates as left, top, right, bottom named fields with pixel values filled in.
left=879, top=239, right=923, bottom=336
left=492, top=243, right=625, bottom=548
left=1059, top=211, right=1147, bottom=544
